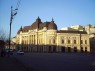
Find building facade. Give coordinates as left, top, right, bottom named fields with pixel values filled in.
left=16, top=17, right=90, bottom=53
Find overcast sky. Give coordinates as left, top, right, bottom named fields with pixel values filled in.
left=0, top=0, right=95, bottom=37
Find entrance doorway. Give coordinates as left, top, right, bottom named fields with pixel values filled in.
left=61, top=46, right=65, bottom=53
left=49, top=46, right=52, bottom=53
left=81, top=47, right=84, bottom=52
left=85, top=47, right=87, bottom=52
left=68, top=47, right=71, bottom=52
left=74, top=47, right=77, bottom=52
left=53, top=46, right=56, bottom=52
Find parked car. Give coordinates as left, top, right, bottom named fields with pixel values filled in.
left=17, top=50, right=24, bottom=55
left=5, top=48, right=13, bottom=55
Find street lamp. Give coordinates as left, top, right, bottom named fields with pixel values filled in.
left=9, top=6, right=17, bottom=54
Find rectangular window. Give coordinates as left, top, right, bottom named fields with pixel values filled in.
left=68, top=40, right=70, bottom=44
left=85, top=40, right=87, bottom=44
left=53, top=39, right=55, bottom=44
left=81, top=40, right=83, bottom=44
left=74, top=40, right=76, bottom=44
left=62, top=39, right=64, bottom=44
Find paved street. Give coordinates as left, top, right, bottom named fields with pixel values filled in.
left=12, top=53, right=95, bottom=71
left=0, top=56, right=30, bottom=71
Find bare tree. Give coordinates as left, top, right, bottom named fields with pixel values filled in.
left=0, top=28, right=9, bottom=41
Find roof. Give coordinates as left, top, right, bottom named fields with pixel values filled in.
left=48, top=21, right=57, bottom=30
left=57, top=30, right=87, bottom=34
left=22, top=26, right=30, bottom=32
left=17, top=17, right=57, bottom=34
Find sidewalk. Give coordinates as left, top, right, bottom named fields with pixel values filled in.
left=0, top=56, right=30, bottom=71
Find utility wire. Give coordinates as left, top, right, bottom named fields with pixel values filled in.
left=12, top=0, right=21, bottom=23
left=16, top=0, right=21, bottom=10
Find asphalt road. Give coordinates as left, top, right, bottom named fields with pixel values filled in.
left=0, top=56, right=29, bottom=71
left=12, top=53, right=95, bottom=71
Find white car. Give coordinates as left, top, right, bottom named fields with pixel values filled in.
left=17, top=50, right=24, bottom=55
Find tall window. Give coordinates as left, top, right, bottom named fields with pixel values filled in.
left=85, top=40, right=87, bottom=44
left=74, top=40, right=76, bottom=44
left=81, top=40, right=83, bottom=44
left=53, top=39, right=55, bottom=44
left=62, top=39, right=64, bottom=44
left=68, top=40, right=70, bottom=44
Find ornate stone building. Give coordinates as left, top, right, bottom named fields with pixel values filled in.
left=16, top=17, right=90, bottom=53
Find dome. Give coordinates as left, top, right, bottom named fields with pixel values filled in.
left=48, top=19, right=57, bottom=30
left=30, top=16, right=42, bottom=30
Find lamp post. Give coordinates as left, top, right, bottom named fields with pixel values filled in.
left=9, top=6, right=17, bottom=54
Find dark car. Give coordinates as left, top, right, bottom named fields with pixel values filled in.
left=5, top=48, right=13, bottom=55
